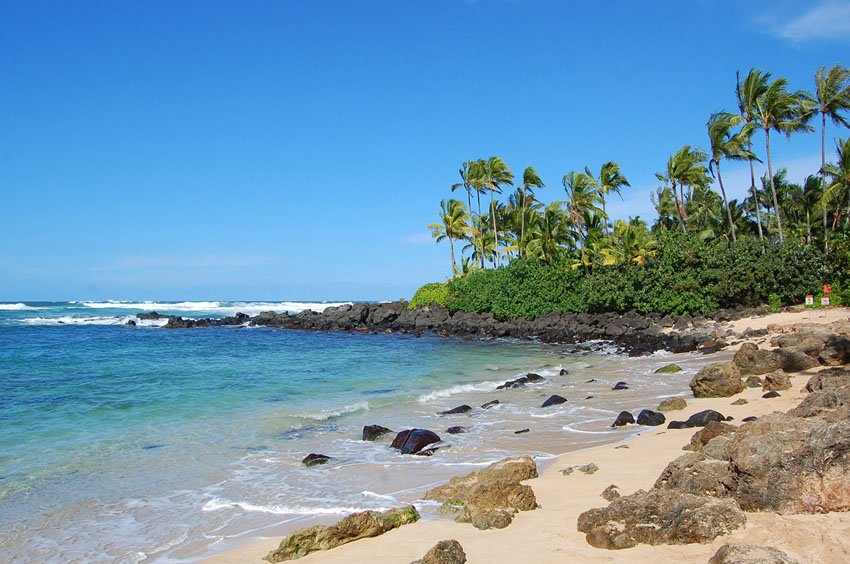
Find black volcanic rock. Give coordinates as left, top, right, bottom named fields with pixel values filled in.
left=541, top=395, right=568, bottom=408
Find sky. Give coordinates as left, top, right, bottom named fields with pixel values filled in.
left=1, top=0, right=848, bottom=301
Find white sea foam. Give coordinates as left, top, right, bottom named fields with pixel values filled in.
left=417, top=381, right=500, bottom=403
left=78, top=300, right=353, bottom=315
left=295, top=401, right=370, bottom=421
left=0, top=303, right=40, bottom=310
left=202, top=498, right=392, bottom=515
left=21, top=316, right=169, bottom=327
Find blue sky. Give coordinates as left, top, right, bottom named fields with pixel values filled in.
left=1, top=0, right=848, bottom=301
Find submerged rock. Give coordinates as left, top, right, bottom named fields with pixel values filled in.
left=362, top=424, right=393, bottom=441
left=480, top=399, right=500, bottom=409
left=439, top=405, right=472, bottom=415
left=496, top=373, right=545, bottom=390
left=655, top=363, right=683, bottom=374
left=612, top=381, right=629, bottom=390
left=264, top=505, right=419, bottom=562
left=391, top=429, right=441, bottom=455
left=411, top=540, right=467, bottom=564
left=446, top=426, right=466, bottom=435
left=302, top=453, right=331, bottom=467
left=541, top=394, right=567, bottom=407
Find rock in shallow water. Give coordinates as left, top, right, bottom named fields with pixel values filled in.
left=612, top=381, right=629, bottom=390
left=612, top=411, right=635, bottom=427
left=362, top=424, right=392, bottom=441
left=302, top=453, right=331, bottom=467
left=264, top=505, right=419, bottom=562
left=439, top=405, right=472, bottom=415
left=391, top=429, right=441, bottom=455
left=541, top=394, right=567, bottom=407
left=654, top=363, right=683, bottom=374
left=495, top=373, right=545, bottom=390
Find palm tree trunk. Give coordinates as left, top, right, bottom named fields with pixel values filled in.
left=822, top=111, right=829, bottom=253
left=747, top=140, right=764, bottom=240
left=490, top=191, right=499, bottom=268
left=476, top=191, right=484, bottom=269
left=765, top=129, right=784, bottom=243
left=601, top=196, right=609, bottom=235
left=519, top=187, right=526, bottom=259
left=716, top=161, right=736, bottom=243
left=449, top=236, right=457, bottom=275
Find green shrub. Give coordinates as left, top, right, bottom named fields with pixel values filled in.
left=768, top=293, right=782, bottom=313
left=409, top=282, right=449, bottom=309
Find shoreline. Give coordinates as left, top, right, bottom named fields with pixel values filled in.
left=208, top=306, right=850, bottom=563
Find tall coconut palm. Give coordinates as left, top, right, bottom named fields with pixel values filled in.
left=707, top=111, right=758, bottom=243
left=562, top=171, right=602, bottom=246
left=825, top=137, right=850, bottom=229
left=813, top=65, right=850, bottom=252
left=428, top=199, right=470, bottom=275
left=464, top=159, right=487, bottom=269
left=525, top=201, right=573, bottom=263
left=585, top=161, right=630, bottom=235
left=786, top=175, right=822, bottom=244
left=737, top=69, right=771, bottom=240
left=519, top=166, right=545, bottom=257
left=469, top=157, right=513, bottom=268
left=753, top=76, right=815, bottom=242
left=656, top=146, right=710, bottom=234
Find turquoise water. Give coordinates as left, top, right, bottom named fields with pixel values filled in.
left=0, top=301, right=702, bottom=561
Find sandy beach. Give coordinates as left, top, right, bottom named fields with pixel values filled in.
left=210, top=306, right=850, bottom=563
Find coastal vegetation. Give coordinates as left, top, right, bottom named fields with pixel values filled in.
left=423, top=65, right=850, bottom=317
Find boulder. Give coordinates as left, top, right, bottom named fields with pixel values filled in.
left=425, top=456, right=538, bottom=530
left=612, top=381, right=629, bottom=390
left=658, top=397, right=687, bottom=412
left=805, top=367, right=850, bottom=392
left=302, top=453, right=331, bottom=467
left=690, top=363, right=744, bottom=398
left=636, top=409, right=666, bottom=426
left=612, top=411, right=635, bottom=427
left=411, top=540, right=467, bottom=564
left=772, top=329, right=850, bottom=366
left=683, top=421, right=736, bottom=452
left=362, top=424, right=393, bottom=441
left=264, top=505, right=420, bottom=562
left=576, top=489, right=745, bottom=549
left=496, top=373, right=545, bottom=390
left=655, top=363, right=683, bottom=374
left=654, top=452, right=731, bottom=497
left=439, top=405, right=472, bottom=415
left=391, top=429, right=441, bottom=455
left=559, top=368, right=569, bottom=376
left=480, top=400, right=500, bottom=409
left=708, top=543, right=800, bottom=564
left=787, top=386, right=850, bottom=419
left=772, top=347, right=820, bottom=373
left=762, top=370, right=791, bottom=392
left=733, top=343, right=780, bottom=375
left=446, top=426, right=466, bottom=434
left=541, top=394, right=567, bottom=408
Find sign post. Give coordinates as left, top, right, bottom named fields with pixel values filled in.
left=806, top=294, right=814, bottom=320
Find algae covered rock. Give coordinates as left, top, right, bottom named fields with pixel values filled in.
left=658, top=397, right=687, bottom=412
left=264, top=505, right=419, bottom=562
left=655, top=363, right=683, bottom=374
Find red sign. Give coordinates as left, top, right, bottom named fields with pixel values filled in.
left=824, top=284, right=832, bottom=293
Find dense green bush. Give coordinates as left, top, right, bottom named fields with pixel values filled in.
left=425, top=233, right=846, bottom=319
left=409, top=282, right=450, bottom=309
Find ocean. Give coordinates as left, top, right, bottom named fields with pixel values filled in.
left=0, top=301, right=711, bottom=561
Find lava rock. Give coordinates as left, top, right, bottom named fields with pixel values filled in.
left=362, top=424, right=393, bottom=441
left=636, top=409, right=666, bottom=426
left=612, top=381, right=629, bottom=390
left=440, top=405, right=472, bottom=415
left=495, top=373, right=545, bottom=390
left=446, top=426, right=466, bottom=435
left=391, top=429, right=441, bottom=455
left=612, top=411, right=635, bottom=427
left=541, top=394, right=567, bottom=408
left=480, top=400, right=500, bottom=409
left=302, top=453, right=331, bottom=467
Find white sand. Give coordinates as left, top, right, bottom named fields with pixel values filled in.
left=209, top=308, right=850, bottom=564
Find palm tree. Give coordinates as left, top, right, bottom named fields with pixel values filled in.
left=813, top=65, right=850, bottom=252
left=600, top=218, right=657, bottom=266
left=785, top=175, right=821, bottom=244
left=468, top=157, right=513, bottom=268
left=519, top=166, right=545, bottom=257
left=562, top=171, right=603, bottom=246
left=651, top=186, right=677, bottom=231
left=428, top=199, right=470, bottom=275
left=737, top=69, right=771, bottom=240
left=825, top=137, right=850, bottom=230
left=707, top=111, right=757, bottom=243
left=585, top=161, right=629, bottom=234
left=753, top=76, right=815, bottom=242
left=656, top=146, right=710, bottom=234
left=525, top=201, right=573, bottom=263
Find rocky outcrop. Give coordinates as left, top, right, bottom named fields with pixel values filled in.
left=708, top=543, right=800, bottom=564
left=805, top=367, right=850, bottom=392
left=362, top=425, right=392, bottom=441
left=771, top=327, right=850, bottom=366
left=772, top=347, right=820, bottom=373
left=391, top=429, right=441, bottom=455
left=425, top=456, right=538, bottom=530
left=576, top=489, right=746, bottom=549
left=683, top=420, right=736, bottom=452
left=411, top=540, right=467, bottom=564
left=733, top=343, right=779, bottom=375
left=658, top=397, right=687, bottom=412
left=690, top=363, right=744, bottom=398
left=264, top=506, right=419, bottom=562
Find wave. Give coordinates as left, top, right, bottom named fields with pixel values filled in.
left=417, top=381, right=501, bottom=403
left=0, top=303, right=41, bottom=311
left=21, top=316, right=169, bottom=327
left=202, top=497, right=392, bottom=516
left=294, top=401, right=370, bottom=421
left=77, top=300, right=353, bottom=315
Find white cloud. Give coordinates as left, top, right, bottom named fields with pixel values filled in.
left=772, top=1, right=850, bottom=41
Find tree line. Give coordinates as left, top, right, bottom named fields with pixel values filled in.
left=429, top=65, right=850, bottom=278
